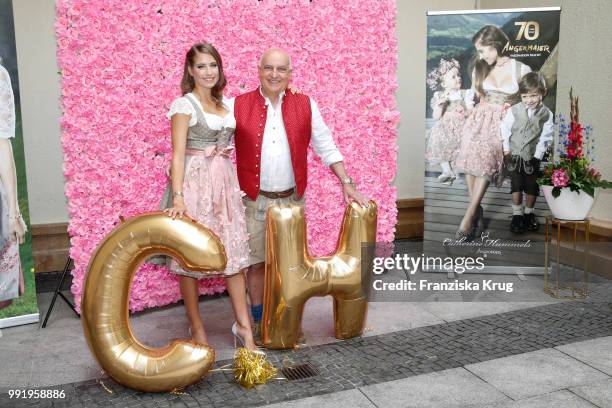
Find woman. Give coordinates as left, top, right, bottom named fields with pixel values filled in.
left=0, top=61, right=26, bottom=309
left=454, top=25, right=531, bottom=239
left=163, top=43, right=257, bottom=351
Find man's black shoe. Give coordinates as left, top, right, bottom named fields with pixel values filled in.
left=524, top=212, right=539, bottom=231
left=510, top=215, right=524, bottom=233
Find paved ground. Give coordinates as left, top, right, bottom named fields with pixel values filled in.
left=2, top=250, right=611, bottom=408
left=1, top=295, right=612, bottom=407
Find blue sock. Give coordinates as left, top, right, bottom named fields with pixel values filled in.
left=251, top=304, right=263, bottom=322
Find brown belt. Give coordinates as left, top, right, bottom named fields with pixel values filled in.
left=259, top=188, right=295, bottom=199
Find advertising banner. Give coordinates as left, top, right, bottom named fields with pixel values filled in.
left=0, top=0, right=39, bottom=327
left=424, top=8, right=561, bottom=274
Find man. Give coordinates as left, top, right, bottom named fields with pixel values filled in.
left=228, top=48, right=367, bottom=339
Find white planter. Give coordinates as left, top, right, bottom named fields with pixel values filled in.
left=542, top=185, right=596, bottom=220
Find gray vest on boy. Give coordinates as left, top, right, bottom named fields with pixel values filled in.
left=509, top=102, right=551, bottom=161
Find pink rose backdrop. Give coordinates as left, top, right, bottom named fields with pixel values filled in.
left=56, top=0, right=398, bottom=312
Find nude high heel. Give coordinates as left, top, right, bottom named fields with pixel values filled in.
left=232, top=322, right=266, bottom=356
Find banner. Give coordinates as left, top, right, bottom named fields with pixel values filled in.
left=424, top=8, right=561, bottom=273
left=0, top=0, right=39, bottom=328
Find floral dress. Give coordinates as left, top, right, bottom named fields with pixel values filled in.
left=456, top=59, right=531, bottom=177
left=161, top=94, right=250, bottom=278
left=426, top=89, right=472, bottom=164
left=0, top=65, right=24, bottom=302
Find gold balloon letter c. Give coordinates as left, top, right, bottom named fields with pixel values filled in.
left=81, top=212, right=226, bottom=392
left=262, top=202, right=378, bottom=349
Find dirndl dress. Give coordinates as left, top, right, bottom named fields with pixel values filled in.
left=159, top=95, right=250, bottom=278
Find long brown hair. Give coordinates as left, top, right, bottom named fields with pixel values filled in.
left=471, top=25, right=510, bottom=97
left=180, top=43, right=226, bottom=106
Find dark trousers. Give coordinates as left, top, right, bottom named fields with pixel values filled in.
left=505, top=156, right=541, bottom=196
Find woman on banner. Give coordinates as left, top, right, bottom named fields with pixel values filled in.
left=161, top=43, right=259, bottom=351
left=0, top=60, right=26, bottom=309
left=455, top=25, right=531, bottom=239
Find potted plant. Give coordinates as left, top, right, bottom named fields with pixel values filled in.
left=539, top=89, right=612, bottom=220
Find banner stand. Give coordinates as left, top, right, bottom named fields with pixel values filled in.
left=41, top=257, right=78, bottom=328
left=424, top=7, right=562, bottom=277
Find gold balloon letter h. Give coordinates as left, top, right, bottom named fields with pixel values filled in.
left=262, top=202, right=377, bottom=349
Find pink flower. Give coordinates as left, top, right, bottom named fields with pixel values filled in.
left=588, top=167, right=602, bottom=181
left=56, top=0, right=398, bottom=312
left=552, top=169, right=570, bottom=187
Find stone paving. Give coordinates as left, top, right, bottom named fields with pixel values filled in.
left=2, top=300, right=612, bottom=407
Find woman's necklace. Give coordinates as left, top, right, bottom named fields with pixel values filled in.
left=494, top=57, right=511, bottom=69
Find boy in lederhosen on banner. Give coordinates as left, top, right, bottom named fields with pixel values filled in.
left=501, top=71, right=553, bottom=233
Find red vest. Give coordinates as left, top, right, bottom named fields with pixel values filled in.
left=234, top=89, right=312, bottom=200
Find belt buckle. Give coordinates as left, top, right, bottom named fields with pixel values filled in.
left=262, top=188, right=293, bottom=199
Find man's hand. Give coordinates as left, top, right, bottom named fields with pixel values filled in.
left=342, top=184, right=369, bottom=207
left=329, top=162, right=368, bottom=207
left=288, top=84, right=301, bottom=94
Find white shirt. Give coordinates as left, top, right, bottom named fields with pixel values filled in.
left=226, top=89, right=343, bottom=192
left=167, top=93, right=236, bottom=129
left=500, top=104, right=554, bottom=160
left=0, top=66, right=15, bottom=139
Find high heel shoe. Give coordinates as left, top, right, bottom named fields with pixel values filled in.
left=454, top=229, right=473, bottom=241
left=232, top=322, right=266, bottom=356
left=437, top=172, right=456, bottom=185
left=188, top=327, right=209, bottom=345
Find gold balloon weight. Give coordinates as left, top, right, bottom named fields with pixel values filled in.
left=262, top=201, right=378, bottom=349
left=81, top=212, right=227, bottom=392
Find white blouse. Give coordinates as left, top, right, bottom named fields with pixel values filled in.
left=483, top=59, right=532, bottom=94
left=432, top=89, right=475, bottom=110
left=0, top=66, right=15, bottom=139
left=167, top=93, right=235, bottom=129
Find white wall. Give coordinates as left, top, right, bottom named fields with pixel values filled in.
left=476, top=0, right=612, bottom=221
left=13, top=0, right=67, bottom=224
left=11, top=0, right=612, bottom=224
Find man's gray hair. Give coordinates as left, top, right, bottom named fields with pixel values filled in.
left=258, top=48, right=292, bottom=70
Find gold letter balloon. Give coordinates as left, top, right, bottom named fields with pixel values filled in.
left=262, top=201, right=377, bottom=349
left=81, top=212, right=226, bottom=392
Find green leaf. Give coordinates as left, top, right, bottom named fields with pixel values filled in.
left=552, top=187, right=561, bottom=198
left=583, top=185, right=595, bottom=197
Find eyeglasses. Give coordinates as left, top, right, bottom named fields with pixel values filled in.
left=261, top=65, right=291, bottom=75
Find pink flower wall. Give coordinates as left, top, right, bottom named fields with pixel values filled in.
left=56, top=0, right=399, bottom=312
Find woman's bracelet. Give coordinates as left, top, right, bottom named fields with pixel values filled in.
left=9, top=213, right=22, bottom=220
left=172, top=191, right=184, bottom=198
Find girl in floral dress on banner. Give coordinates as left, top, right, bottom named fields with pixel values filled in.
left=162, top=43, right=258, bottom=351
left=0, top=62, right=26, bottom=309
left=454, top=25, right=532, bottom=239
left=426, top=58, right=474, bottom=185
